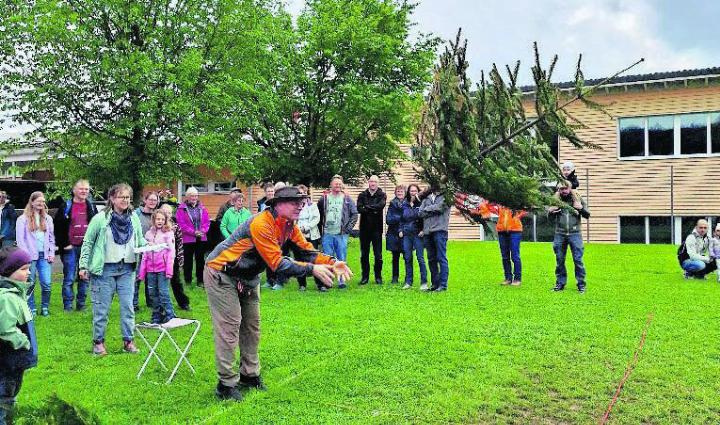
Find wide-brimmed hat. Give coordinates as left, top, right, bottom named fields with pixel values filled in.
left=266, top=186, right=310, bottom=206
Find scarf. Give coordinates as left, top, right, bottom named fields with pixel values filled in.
left=109, top=211, right=133, bottom=245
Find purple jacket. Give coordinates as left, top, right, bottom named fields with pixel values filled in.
left=15, top=214, right=56, bottom=261
left=176, top=202, right=210, bottom=244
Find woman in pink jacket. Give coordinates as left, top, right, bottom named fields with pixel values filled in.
left=175, top=187, right=210, bottom=287
left=16, top=191, right=55, bottom=316
left=138, top=210, right=176, bottom=324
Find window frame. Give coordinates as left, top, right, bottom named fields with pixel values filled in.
left=617, top=111, right=720, bottom=160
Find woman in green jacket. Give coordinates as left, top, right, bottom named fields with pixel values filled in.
left=219, top=193, right=251, bottom=239
left=79, top=183, right=146, bottom=356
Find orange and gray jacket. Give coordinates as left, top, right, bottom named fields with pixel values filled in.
left=206, top=209, right=335, bottom=287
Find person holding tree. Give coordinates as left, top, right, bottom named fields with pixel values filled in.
left=547, top=180, right=590, bottom=293
left=477, top=201, right=526, bottom=286
left=418, top=187, right=451, bottom=292
left=204, top=186, right=352, bottom=401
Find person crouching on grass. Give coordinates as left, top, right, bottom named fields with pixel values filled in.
left=204, top=186, right=352, bottom=402
left=138, top=210, right=176, bottom=324
left=0, top=247, right=37, bottom=425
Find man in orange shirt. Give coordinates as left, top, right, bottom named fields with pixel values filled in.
left=478, top=202, right=526, bottom=286
left=204, top=187, right=352, bottom=402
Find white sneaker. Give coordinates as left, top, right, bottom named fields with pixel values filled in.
left=402, top=284, right=411, bottom=290
left=419, top=284, right=428, bottom=291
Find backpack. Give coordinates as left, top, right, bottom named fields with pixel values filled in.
left=677, top=242, right=690, bottom=266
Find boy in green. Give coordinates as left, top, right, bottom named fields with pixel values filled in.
left=0, top=246, right=36, bottom=425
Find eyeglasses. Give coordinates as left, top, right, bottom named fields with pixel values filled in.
left=116, top=196, right=131, bottom=200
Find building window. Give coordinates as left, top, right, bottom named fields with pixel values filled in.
left=647, top=116, right=674, bottom=156
left=711, top=113, right=720, bottom=154
left=620, top=216, right=645, bottom=243
left=180, top=182, right=209, bottom=194
left=619, top=118, right=645, bottom=157
left=680, top=113, right=708, bottom=155
left=648, top=217, right=672, bottom=244
left=619, top=111, right=720, bottom=159
left=212, top=182, right=236, bottom=193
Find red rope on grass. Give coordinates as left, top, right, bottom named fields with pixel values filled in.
left=599, top=313, right=654, bottom=425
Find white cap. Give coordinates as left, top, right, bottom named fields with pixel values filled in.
left=185, top=187, right=199, bottom=196
left=562, top=161, right=575, bottom=171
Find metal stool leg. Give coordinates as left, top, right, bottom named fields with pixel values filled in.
left=136, top=327, right=169, bottom=379
left=165, top=322, right=201, bottom=383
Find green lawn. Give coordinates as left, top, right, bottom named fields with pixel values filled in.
left=15, top=241, right=720, bottom=424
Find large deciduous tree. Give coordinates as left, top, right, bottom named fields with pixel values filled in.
left=249, top=0, right=438, bottom=187
left=0, top=0, right=282, bottom=196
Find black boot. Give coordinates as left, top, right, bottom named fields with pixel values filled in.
left=552, top=282, right=565, bottom=292
left=359, top=278, right=369, bottom=285
left=238, top=374, right=267, bottom=391
left=216, top=382, right=243, bottom=401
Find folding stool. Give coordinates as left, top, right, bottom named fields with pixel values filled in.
left=135, top=318, right=201, bottom=383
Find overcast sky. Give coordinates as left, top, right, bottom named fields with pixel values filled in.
left=288, top=0, right=720, bottom=85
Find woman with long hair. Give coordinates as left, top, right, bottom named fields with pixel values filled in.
left=79, top=183, right=146, bottom=356
left=15, top=191, right=55, bottom=316
left=400, top=184, right=428, bottom=290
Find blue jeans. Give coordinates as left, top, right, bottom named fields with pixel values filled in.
left=322, top=234, right=348, bottom=283
left=553, top=233, right=586, bottom=288
left=90, top=262, right=136, bottom=343
left=682, top=259, right=716, bottom=277
left=61, top=245, right=87, bottom=310
left=146, top=272, right=175, bottom=324
left=28, top=253, right=52, bottom=310
left=425, top=231, right=449, bottom=289
left=0, top=369, right=24, bottom=425
left=402, top=233, right=427, bottom=285
left=498, top=231, right=522, bottom=281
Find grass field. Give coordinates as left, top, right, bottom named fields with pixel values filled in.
left=14, top=240, right=720, bottom=424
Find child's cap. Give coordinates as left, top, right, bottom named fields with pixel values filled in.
left=562, top=161, right=575, bottom=171
left=0, top=246, right=32, bottom=277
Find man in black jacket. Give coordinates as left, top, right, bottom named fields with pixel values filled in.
left=0, top=191, right=17, bottom=248
left=357, top=175, right=387, bottom=284
left=54, top=179, right=98, bottom=311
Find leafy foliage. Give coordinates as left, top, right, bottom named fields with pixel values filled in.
left=413, top=30, right=638, bottom=214
left=0, top=0, right=283, bottom=196
left=249, top=0, right=439, bottom=187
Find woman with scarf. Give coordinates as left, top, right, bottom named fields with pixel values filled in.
left=176, top=187, right=210, bottom=287
left=79, top=183, right=146, bottom=356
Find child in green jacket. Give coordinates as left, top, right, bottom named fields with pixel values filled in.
left=0, top=246, right=36, bottom=425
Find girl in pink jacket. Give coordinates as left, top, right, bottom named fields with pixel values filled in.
left=138, top=210, right=176, bottom=324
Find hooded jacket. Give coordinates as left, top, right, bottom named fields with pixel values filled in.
left=0, top=202, right=18, bottom=242
left=685, top=230, right=711, bottom=263
left=176, top=202, right=211, bottom=244
left=0, top=276, right=38, bottom=371
left=16, top=214, right=56, bottom=261
left=137, top=228, right=176, bottom=280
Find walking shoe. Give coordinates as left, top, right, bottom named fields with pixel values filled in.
left=578, top=285, right=586, bottom=294
left=318, top=286, right=328, bottom=292
left=390, top=279, right=399, bottom=284
left=434, top=287, right=447, bottom=292
left=419, top=284, right=429, bottom=291
left=30, top=308, right=37, bottom=317
left=402, top=283, right=412, bottom=290
left=500, top=280, right=511, bottom=286
left=179, top=305, right=192, bottom=311
left=359, top=278, right=369, bottom=285
left=76, top=305, right=87, bottom=312
left=510, top=280, right=521, bottom=287
left=338, top=282, right=348, bottom=289
left=271, top=283, right=284, bottom=290
left=40, top=307, right=49, bottom=316
left=299, top=286, right=306, bottom=292
left=238, top=374, right=267, bottom=391
left=216, top=382, right=244, bottom=402
left=693, top=275, right=707, bottom=280
left=683, top=271, right=691, bottom=279
left=375, top=278, right=383, bottom=285
left=552, top=283, right=565, bottom=292
left=92, top=342, right=107, bottom=356
left=123, top=340, right=139, bottom=354
left=428, top=285, right=439, bottom=292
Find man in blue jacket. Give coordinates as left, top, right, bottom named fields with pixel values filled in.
left=0, top=191, right=17, bottom=248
